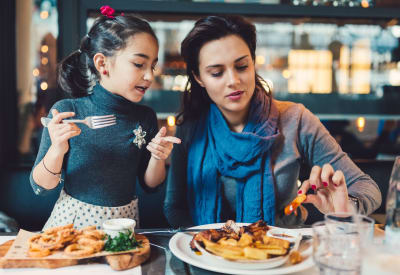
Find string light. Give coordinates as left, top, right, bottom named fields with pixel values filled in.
left=41, top=57, right=48, bottom=65
left=40, top=82, right=48, bottom=91
left=32, top=68, right=40, bottom=77
left=41, top=45, right=49, bottom=53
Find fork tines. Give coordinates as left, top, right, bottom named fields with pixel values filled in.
left=92, top=115, right=116, bottom=129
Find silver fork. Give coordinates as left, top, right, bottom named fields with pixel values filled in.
left=40, top=115, right=116, bottom=129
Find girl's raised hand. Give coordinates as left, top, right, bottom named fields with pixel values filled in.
left=48, top=109, right=81, bottom=155
left=298, top=163, right=352, bottom=214
left=146, top=126, right=181, bottom=160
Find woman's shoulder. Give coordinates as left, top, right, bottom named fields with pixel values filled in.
left=274, top=99, right=307, bottom=115
left=175, top=119, right=199, bottom=146
left=273, top=99, right=309, bottom=121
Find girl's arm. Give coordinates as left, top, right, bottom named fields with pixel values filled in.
left=32, top=109, right=80, bottom=190
left=144, top=157, right=166, bottom=188
left=144, top=127, right=181, bottom=188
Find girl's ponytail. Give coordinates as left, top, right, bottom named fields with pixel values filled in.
left=57, top=50, right=93, bottom=98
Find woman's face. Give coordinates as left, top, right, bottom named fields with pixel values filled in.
left=103, top=33, right=158, bottom=103
left=194, top=34, right=256, bottom=117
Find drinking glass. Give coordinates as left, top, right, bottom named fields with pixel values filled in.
left=312, top=221, right=361, bottom=275
left=385, top=156, right=400, bottom=246
left=324, top=212, right=375, bottom=244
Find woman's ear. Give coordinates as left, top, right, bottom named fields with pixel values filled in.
left=192, top=71, right=205, bottom=88
left=93, top=53, right=108, bottom=75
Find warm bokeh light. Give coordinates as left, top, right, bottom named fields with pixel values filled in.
left=167, top=116, right=176, bottom=127
left=288, top=50, right=332, bottom=93
left=40, top=10, right=49, bottom=19
left=256, top=55, right=265, bottom=65
left=32, top=68, right=40, bottom=77
left=40, top=82, right=48, bottom=91
left=282, top=69, right=291, bottom=79
left=356, top=117, right=365, bottom=132
left=41, top=45, right=49, bottom=53
left=361, top=0, right=369, bottom=8
left=41, top=57, right=48, bottom=65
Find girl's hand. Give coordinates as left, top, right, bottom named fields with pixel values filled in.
left=146, top=126, right=181, bottom=160
left=298, top=164, right=351, bottom=214
left=48, top=109, right=81, bottom=156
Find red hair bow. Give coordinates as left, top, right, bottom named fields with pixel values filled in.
left=100, top=6, right=115, bottom=19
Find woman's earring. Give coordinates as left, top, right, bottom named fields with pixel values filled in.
left=103, top=70, right=107, bottom=75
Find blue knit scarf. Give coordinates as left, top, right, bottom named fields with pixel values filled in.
left=187, top=91, right=279, bottom=225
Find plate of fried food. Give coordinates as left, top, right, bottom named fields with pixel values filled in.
left=1, top=223, right=149, bottom=271
left=169, top=220, right=314, bottom=275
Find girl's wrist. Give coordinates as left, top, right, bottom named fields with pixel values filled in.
left=151, top=154, right=165, bottom=162
left=48, top=145, right=66, bottom=159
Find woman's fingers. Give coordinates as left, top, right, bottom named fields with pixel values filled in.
left=300, top=164, right=349, bottom=214
left=298, top=179, right=310, bottom=195
left=332, top=170, right=345, bottom=188
left=320, top=163, right=334, bottom=188
left=309, top=165, right=322, bottom=191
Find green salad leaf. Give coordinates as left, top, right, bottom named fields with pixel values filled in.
left=104, top=230, right=142, bottom=252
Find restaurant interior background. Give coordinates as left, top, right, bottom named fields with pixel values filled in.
left=0, top=0, right=399, bottom=232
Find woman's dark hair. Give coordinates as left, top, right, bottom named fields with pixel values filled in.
left=177, top=15, right=271, bottom=124
left=58, top=14, right=157, bottom=97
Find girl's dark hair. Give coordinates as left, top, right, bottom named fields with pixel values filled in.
left=177, top=15, right=271, bottom=124
left=58, top=14, right=157, bottom=97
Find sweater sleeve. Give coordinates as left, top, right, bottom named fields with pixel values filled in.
left=163, top=124, right=194, bottom=227
left=297, top=105, right=382, bottom=215
left=29, top=100, right=73, bottom=196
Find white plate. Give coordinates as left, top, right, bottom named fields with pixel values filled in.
left=169, top=223, right=314, bottom=275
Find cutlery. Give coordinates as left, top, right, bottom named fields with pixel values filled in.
left=40, top=115, right=116, bottom=129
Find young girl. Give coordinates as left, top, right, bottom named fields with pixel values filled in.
left=31, top=7, right=180, bottom=229
left=164, top=15, right=381, bottom=227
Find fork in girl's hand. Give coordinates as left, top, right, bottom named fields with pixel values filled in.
left=40, top=115, right=116, bottom=129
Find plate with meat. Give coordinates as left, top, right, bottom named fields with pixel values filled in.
left=169, top=220, right=314, bottom=274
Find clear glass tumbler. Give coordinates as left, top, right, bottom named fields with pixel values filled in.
left=312, top=221, right=361, bottom=275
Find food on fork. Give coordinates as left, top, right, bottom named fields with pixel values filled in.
left=190, top=220, right=291, bottom=261
left=284, top=194, right=307, bottom=216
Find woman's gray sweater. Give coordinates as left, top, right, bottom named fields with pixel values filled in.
left=164, top=100, right=382, bottom=227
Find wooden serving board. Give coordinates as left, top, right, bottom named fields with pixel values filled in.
left=0, top=234, right=150, bottom=271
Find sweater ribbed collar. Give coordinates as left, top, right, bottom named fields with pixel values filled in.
left=90, top=83, right=137, bottom=114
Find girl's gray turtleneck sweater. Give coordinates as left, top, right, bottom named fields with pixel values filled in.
left=30, top=84, right=158, bottom=206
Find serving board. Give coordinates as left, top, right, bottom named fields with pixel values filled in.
left=0, top=233, right=150, bottom=271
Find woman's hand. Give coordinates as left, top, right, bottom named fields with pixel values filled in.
left=298, top=164, right=351, bottom=214
left=146, top=126, right=181, bottom=160
left=48, top=109, right=81, bottom=156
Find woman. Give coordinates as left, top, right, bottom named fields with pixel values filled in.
left=164, top=15, right=381, bottom=227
